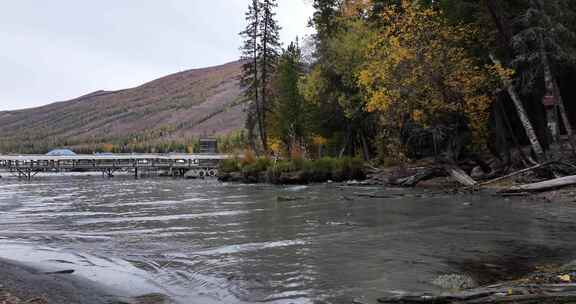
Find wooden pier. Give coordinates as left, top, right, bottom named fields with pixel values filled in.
left=0, top=154, right=229, bottom=180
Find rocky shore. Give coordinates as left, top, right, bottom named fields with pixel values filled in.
left=0, top=258, right=119, bottom=304
left=0, top=258, right=171, bottom=304
left=379, top=260, right=576, bottom=304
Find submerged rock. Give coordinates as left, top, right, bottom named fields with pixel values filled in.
left=276, top=195, right=303, bottom=202
left=217, top=172, right=244, bottom=183
left=274, top=171, right=309, bottom=185
left=560, top=261, right=576, bottom=272
left=126, top=293, right=172, bottom=304
left=431, top=273, right=478, bottom=290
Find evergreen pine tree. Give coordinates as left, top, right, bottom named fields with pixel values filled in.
left=239, top=0, right=260, bottom=151
left=270, top=41, right=308, bottom=151
left=512, top=0, right=576, bottom=144
left=257, top=0, right=281, bottom=151
left=239, top=0, right=281, bottom=153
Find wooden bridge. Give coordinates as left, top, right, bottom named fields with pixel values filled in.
left=0, top=154, right=229, bottom=180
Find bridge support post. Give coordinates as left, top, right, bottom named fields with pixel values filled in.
left=102, top=168, right=115, bottom=178
left=17, top=168, right=33, bottom=180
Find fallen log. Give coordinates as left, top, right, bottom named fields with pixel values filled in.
left=378, top=284, right=576, bottom=304
left=467, top=293, right=576, bottom=303
left=446, top=165, right=477, bottom=187
left=390, top=166, right=477, bottom=188
left=498, top=192, right=530, bottom=197
left=391, top=167, right=446, bottom=187
left=479, top=163, right=549, bottom=187
left=355, top=193, right=401, bottom=199
left=504, top=175, right=576, bottom=192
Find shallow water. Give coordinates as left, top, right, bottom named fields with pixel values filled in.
left=0, top=176, right=576, bottom=303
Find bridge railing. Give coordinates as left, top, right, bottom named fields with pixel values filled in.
left=0, top=154, right=231, bottom=171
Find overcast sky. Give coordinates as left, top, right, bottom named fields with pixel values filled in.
left=0, top=0, right=314, bottom=111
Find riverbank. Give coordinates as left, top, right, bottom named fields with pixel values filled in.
left=0, top=258, right=123, bottom=304
left=220, top=158, right=576, bottom=205
left=379, top=259, right=576, bottom=303
left=218, top=156, right=366, bottom=184
left=0, top=256, right=179, bottom=304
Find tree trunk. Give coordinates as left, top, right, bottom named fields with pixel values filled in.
left=485, top=0, right=514, bottom=59
left=252, top=0, right=260, bottom=153
left=552, top=80, right=576, bottom=152
left=497, top=98, right=532, bottom=166
left=360, top=129, right=371, bottom=161
left=339, top=124, right=352, bottom=158
left=490, top=55, right=545, bottom=159
left=246, top=106, right=257, bottom=152
left=541, top=37, right=560, bottom=143
left=259, top=1, right=270, bottom=153
left=556, top=84, right=574, bottom=137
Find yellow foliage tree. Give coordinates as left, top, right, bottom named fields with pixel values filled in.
left=101, top=143, right=114, bottom=153
left=342, top=0, right=372, bottom=17
left=312, top=135, right=328, bottom=158
left=358, top=0, right=496, bottom=144
left=268, top=137, right=283, bottom=157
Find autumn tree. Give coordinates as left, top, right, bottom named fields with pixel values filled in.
left=301, top=0, right=379, bottom=159
left=359, top=1, right=496, bottom=147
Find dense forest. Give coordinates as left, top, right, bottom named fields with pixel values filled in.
left=239, top=0, right=576, bottom=174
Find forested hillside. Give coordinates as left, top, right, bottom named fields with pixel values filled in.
left=0, top=61, right=246, bottom=154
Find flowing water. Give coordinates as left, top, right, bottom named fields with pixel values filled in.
left=1, top=175, right=576, bottom=303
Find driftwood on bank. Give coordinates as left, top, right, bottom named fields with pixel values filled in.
left=391, top=165, right=477, bottom=187
left=378, top=283, right=576, bottom=304
left=479, top=162, right=550, bottom=187
left=392, top=167, right=446, bottom=187
left=447, top=166, right=477, bottom=187
left=504, top=175, right=576, bottom=193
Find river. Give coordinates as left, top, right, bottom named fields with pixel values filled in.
left=0, top=176, right=575, bottom=303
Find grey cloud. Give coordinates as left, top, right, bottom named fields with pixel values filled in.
left=0, top=0, right=313, bottom=110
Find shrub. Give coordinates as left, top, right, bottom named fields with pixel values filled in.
left=241, top=149, right=257, bottom=167
left=242, top=157, right=271, bottom=175
left=303, top=157, right=334, bottom=182
left=332, top=157, right=365, bottom=181
left=219, top=158, right=240, bottom=173
left=220, top=154, right=365, bottom=183
left=332, top=158, right=350, bottom=182
left=266, top=160, right=288, bottom=183
left=348, top=157, right=366, bottom=180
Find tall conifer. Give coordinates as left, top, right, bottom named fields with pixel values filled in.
left=240, top=0, right=281, bottom=152
left=257, top=0, right=281, bottom=151
left=240, top=0, right=260, bottom=151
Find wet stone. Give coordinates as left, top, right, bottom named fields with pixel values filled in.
left=431, top=274, right=478, bottom=290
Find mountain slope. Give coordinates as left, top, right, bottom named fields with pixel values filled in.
left=0, top=61, right=246, bottom=153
